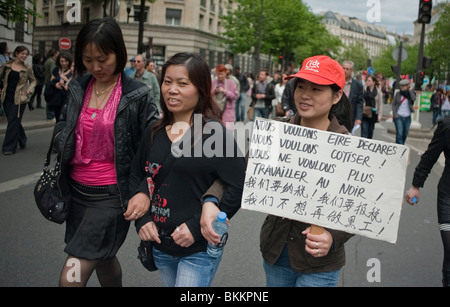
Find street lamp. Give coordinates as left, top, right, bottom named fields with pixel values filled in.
left=126, top=0, right=135, bottom=23
left=126, top=0, right=146, bottom=54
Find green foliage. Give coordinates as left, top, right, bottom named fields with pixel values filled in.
left=372, top=44, right=420, bottom=78
left=0, top=0, right=40, bottom=22
left=428, top=4, right=450, bottom=80
left=220, top=0, right=342, bottom=67
left=336, top=41, right=369, bottom=72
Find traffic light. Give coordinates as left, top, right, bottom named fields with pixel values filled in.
left=415, top=71, right=425, bottom=90
left=423, top=57, right=433, bottom=69
left=418, top=0, right=433, bottom=24
left=391, top=65, right=399, bottom=75
left=278, top=55, right=283, bottom=64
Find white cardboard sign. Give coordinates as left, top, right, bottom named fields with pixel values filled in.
left=242, top=118, right=410, bottom=243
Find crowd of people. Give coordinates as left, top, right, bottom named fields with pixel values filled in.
left=1, top=17, right=450, bottom=288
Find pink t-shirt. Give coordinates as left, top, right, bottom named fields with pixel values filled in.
left=70, top=76, right=122, bottom=186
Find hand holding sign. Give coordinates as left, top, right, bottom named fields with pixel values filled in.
left=242, top=118, right=410, bottom=244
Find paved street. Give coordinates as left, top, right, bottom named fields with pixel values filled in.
left=0, top=100, right=446, bottom=287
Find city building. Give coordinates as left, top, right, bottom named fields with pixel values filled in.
left=319, top=11, right=396, bottom=59
left=31, top=0, right=260, bottom=73
left=0, top=0, right=34, bottom=63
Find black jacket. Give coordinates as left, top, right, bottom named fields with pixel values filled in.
left=251, top=80, right=275, bottom=107
left=412, top=117, right=450, bottom=198
left=53, top=73, right=159, bottom=209
left=348, top=78, right=364, bottom=125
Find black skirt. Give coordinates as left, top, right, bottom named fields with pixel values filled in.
left=64, top=181, right=130, bottom=260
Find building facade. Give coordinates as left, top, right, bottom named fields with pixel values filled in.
left=319, top=11, right=394, bottom=59
left=0, top=0, right=34, bottom=64
left=32, top=0, right=261, bottom=73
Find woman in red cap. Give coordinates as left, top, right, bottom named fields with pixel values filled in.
left=202, top=55, right=354, bottom=287
left=258, top=55, right=354, bottom=287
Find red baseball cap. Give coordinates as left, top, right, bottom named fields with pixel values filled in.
left=285, top=55, right=346, bottom=90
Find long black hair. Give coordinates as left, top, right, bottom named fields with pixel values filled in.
left=330, top=84, right=353, bottom=132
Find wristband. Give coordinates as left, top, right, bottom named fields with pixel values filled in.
left=202, top=196, right=219, bottom=207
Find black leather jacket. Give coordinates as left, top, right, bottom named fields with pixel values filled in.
left=53, top=73, right=159, bottom=210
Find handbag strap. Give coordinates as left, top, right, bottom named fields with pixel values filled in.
left=149, top=122, right=205, bottom=198
left=150, top=147, right=177, bottom=199
left=147, top=129, right=184, bottom=200
left=43, top=136, right=55, bottom=168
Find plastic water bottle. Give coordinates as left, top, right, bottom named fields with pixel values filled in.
left=207, top=212, right=229, bottom=258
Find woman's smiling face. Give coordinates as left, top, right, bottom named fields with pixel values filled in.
left=161, top=64, right=199, bottom=118
left=294, top=78, right=342, bottom=127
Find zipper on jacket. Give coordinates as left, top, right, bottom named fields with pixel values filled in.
left=114, top=88, right=151, bottom=213
left=56, top=83, right=82, bottom=198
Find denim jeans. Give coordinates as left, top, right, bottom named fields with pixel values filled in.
left=254, top=106, right=270, bottom=119
left=361, top=118, right=375, bottom=139
left=153, top=247, right=222, bottom=287
left=393, top=115, right=411, bottom=145
left=235, top=92, right=247, bottom=121
left=263, top=245, right=341, bottom=287
left=433, top=107, right=441, bottom=124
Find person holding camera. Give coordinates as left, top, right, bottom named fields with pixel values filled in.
left=45, top=51, right=73, bottom=122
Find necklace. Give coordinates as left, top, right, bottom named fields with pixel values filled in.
left=94, top=81, right=117, bottom=97
left=91, top=85, right=115, bottom=119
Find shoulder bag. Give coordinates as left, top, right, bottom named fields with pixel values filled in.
left=213, top=79, right=227, bottom=113
left=137, top=136, right=179, bottom=272
left=34, top=136, right=70, bottom=224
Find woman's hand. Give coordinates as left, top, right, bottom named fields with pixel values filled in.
left=302, top=226, right=333, bottom=258
left=200, top=202, right=222, bottom=245
left=171, top=223, right=194, bottom=248
left=405, top=186, right=420, bottom=205
left=138, top=221, right=161, bottom=243
left=124, top=192, right=150, bottom=221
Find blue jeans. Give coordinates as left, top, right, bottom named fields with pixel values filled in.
left=433, top=107, right=441, bottom=124
left=254, top=106, right=270, bottom=119
left=361, top=118, right=375, bottom=139
left=393, top=115, right=411, bottom=145
left=235, top=92, right=247, bottom=121
left=263, top=245, right=341, bottom=287
left=153, top=248, right=222, bottom=287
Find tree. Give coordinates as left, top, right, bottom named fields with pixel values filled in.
left=428, top=4, right=450, bottom=82
left=372, top=43, right=421, bottom=79
left=336, top=41, right=369, bottom=72
left=0, top=0, right=39, bottom=23
left=220, top=0, right=341, bottom=72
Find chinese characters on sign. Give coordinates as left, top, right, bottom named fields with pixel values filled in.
left=242, top=118, right=410, bottom=243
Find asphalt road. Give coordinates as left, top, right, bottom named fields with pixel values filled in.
left=0, top=108, right=445, bottom=288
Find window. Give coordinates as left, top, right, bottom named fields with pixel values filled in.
left=199, top=14, right=204, bottom=30
left=83, top=8, right=90, bottom=23
left=166, top=9, right=181, bottom=26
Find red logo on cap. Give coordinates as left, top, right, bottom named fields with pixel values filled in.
left=305, top=59, right=320, bottom=72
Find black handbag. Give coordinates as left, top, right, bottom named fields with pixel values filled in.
left=34, top=136, right=69, bottom=224
left=137, top=240, right=157, bottom=271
